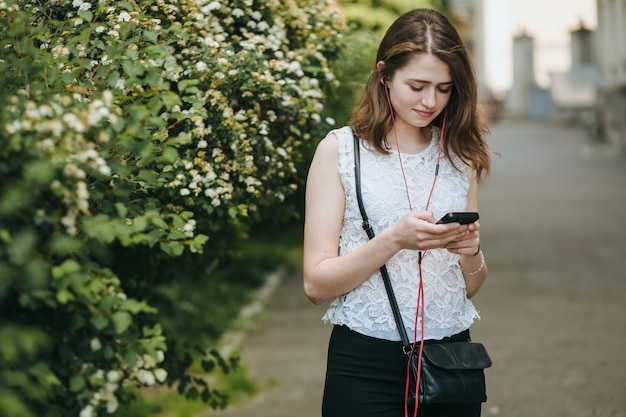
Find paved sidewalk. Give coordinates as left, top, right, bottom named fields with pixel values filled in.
left=201, top=121, right=626, bottom=417
left=200, top=265, right=330, bottom=417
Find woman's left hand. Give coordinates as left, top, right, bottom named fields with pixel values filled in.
left=444, top=221, right=480, bottom=255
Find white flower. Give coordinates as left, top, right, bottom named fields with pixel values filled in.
left=76, top=181, right=89, bottom=199
left=136, top=369, right=156, bottom=386
left=79, top=405, right=94, bottom=417
left=207, top=1, right=220, bottom=11
left=196, top=61, right=208, bottom=72
left=183, top=221, right=195, bottom=237
left=118, top=11, right=131, bottom=22
left=106, top=400, right=119, bottom=413
left=90, top=338, right=102, bottom=351
left=180, top=188, right=190, bottom=196
left=98, top=164, right=111, bottom=177
left=107, top=370, right=121, bottom=383
left=62, top=113, right=85, bottom=132
left=154, top=368, right=168, bottom=383
left=232, top=8, right=244, bottom=18
left=39, top=139, right=55, bottom=153
left=51, top=46, right=70, bottom=57
left=325, top=117, right=336, bottom=125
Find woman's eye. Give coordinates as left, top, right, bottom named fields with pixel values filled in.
left=438, top=87, right=452, bottom=93
left=410, top=86, right=424, bottom=92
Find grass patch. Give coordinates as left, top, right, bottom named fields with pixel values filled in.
left=113, top=364, right=259, bottom=417
left=113, top=221, right=303, bottom=416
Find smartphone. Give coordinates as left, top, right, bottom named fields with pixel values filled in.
left=436, top=212, right=479, bottom=225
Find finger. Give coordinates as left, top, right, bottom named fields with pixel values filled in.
left=467, top=221, right=480, bottom=232
left=410, top=210, right=436, bottom=223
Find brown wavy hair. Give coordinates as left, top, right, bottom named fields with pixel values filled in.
left=350, top=8, right=491, bottom=181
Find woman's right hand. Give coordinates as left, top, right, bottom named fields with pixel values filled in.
left=384, top=210, right=469, bottom=252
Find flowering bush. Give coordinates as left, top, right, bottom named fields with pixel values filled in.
left=0, top=0, right=343, bottom=416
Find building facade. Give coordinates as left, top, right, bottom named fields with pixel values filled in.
left=595, top=0, right=626, bottom=151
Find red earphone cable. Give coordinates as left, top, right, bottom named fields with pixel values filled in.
left=384, top=84, right=413, bottom=211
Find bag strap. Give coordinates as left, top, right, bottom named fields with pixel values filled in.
left=353, top=133, right=412, bottom=351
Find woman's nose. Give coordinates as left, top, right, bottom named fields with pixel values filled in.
left=421, top=88, right=436, bottom=108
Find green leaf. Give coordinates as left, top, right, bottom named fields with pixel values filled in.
left=56, top=289, right=74, bottom=304
left=51, top=260, right=81, bottom=279
left=99, top=295, right=118, bottom=311
left=143, top=30, right=159, bottom=44
left=115, top=202, right=128, bottom=218
left=7, top=230, right=37, bottom=265
left=0, top=187, right=33, bottom=217
left=159, top=241, right=184, bottom=256
left=69, top=376, right=85, bottom=393
left=190, top=234, right=209, bottom=253
left=83, top=216, right=116, bottom=243
left=24, top=160, right=56, bottom=184
left=62, top=71, right=75, bottom=83
left=177, top=79, right=199, bottom=93
left=142, top=324, right=162, bottom=337
left=167, top=231, right=185, bottom=240
left=77, top=9, right=93, bottom=22
left=48, top=235, right=82, bottom=256
left=137, top=169, right=158, bottom=183
left=150, top=215, right=168, bottom=229
left=121, top=351, right=140, bottom=369
left=90, top=314, right=108, bottom=331
left=112, top=311, right=132, bottom=334
left=171, top=215, right=185, bottom=229
left=161, top=91, right=182, bottom=109
left=120, top=299, right=143, bottom=314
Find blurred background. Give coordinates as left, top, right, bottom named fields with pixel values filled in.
left=333, top=0, right=624, bottom=149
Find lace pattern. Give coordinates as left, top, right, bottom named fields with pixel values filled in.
left=321, top=126, right=480, bottom=341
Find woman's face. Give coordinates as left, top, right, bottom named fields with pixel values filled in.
left=381, top=53, right=453, bottom=129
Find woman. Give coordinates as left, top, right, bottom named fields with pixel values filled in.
left=303, top=8, right=492, bottom=417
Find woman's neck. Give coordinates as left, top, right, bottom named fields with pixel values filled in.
left=385, top=124, right=432, bottom=154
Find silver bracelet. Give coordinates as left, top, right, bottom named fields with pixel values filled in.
left=460, top=250, right=485, bottom=276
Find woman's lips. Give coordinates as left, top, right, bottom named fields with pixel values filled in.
left=415, top=109, right=434, bottom=118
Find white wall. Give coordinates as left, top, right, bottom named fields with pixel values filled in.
left=482, top=0, right=597, bottom=97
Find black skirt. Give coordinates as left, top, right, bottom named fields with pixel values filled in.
left=321, top=325, right=482, bottom=417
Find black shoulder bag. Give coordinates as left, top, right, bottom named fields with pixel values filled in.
left=352, top=133, right=492, bottom=406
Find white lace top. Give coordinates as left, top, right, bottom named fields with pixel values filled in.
left=321, top=126, right=480, bottom=341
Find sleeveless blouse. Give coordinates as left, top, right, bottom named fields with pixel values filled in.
left=321, top=126, right=480, bottom=341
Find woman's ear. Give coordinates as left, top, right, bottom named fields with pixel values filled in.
left=376, top=60, right=386, bottom=85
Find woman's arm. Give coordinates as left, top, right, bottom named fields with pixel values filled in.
left=303, top=134, right=469, bottom=305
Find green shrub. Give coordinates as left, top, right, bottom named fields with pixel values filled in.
left=0, top=0, right=343, bottom=416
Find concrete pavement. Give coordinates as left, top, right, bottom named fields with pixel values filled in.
left=202, top=120, right=626, bottom=417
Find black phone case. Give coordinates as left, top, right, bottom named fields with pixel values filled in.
left=437, top=212, right=479, bottom=224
